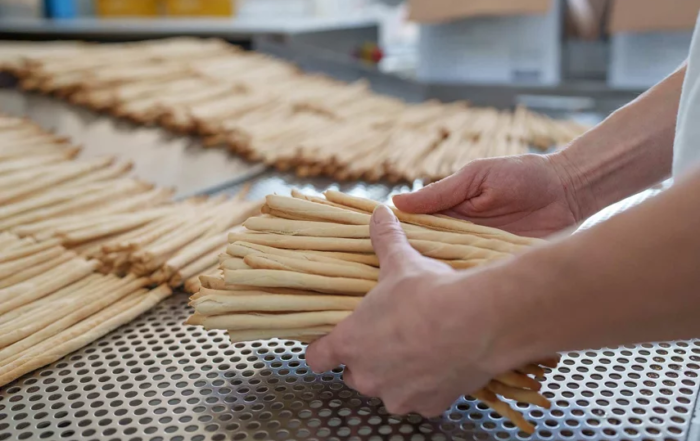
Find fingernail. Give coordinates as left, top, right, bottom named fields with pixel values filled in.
left=372, top=204, right=395, bottom=224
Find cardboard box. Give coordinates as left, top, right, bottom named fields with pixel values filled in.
left=411, top=0, right=562, bottom=86
left=164, top=0, right=235, bottom=17
left=95, top=0, right=159, bottom=17
left=608, top=0, right=700, bottom=89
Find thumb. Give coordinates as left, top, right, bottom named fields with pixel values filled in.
left=370, top=204, right=422, bottom=275
left=392, top=167, right=475, bottom=213
left=305, top=334, right=341, bottom=373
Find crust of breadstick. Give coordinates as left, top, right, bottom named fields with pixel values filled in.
left=228, top=234, right=507, bottom=261
left=0, top=246, right=65, bottom=280
left=472, top=389, right=535, bottom=434
left=0, top=275, right=145, bottom=350
left=219, top=256, right=251, bottom=270
left=244, top=253, right=379, bottom=281
left=189, top=285, right=325, bottom=301
left=0, top=259, right=98, bottom=315
left=164, top=234, right=226, bottom=279
left=230, top=241, right=380, bottom=267
left=0, top=238, right=62, bottom=264
left=226, top=241, right=374, bottom=270
left=244, top=217, right=525, bottom=253
left=264, top=195, right=423, bottom=232
left=223, top=269, right=374, bottom=295
left=487, top=381, right=551, bottom=409
left=227, top=326, right=334, bottom=343
left=495, top=371, right=542, bottom=392
left=188, top=310, right=351, bottom=331
left=0, top=284, right=172, bottom=387
left=169, top=246, right=223, bottom=288
left=191, top=293, right=361, bottom=315
left=0, top=251, right=75, bottom=290
left=323, top=191, right=542, bottom=245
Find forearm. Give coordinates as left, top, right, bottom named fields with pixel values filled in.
left=550, top=63, right=686, bottom=221
left=465, top=166, right=700, bottom=373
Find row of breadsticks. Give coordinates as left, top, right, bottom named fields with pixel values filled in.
left=0, top=37, right=589, bottom=182
left=186, top=190, right=556, bottom=434
left=0, top=113, right=262, bottom=288
left=0, top=112, right=271, bottom=386
left=0, top=232, right=172, bottom=387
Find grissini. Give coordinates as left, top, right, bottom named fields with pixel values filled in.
left=243, top=253, right=379, bottom=281
left=226, top=241, right=374, bottom=270
left=243, top=216, right=526, bottom=253
left=227, top=233, right=509, bottom=261
left=186, top=310, right=351, bottom=331
left=223, top=269, right=375, bottom=295
left=191, top=293, right=361, bottom=314
left=323, top=191, right=542, bottom=246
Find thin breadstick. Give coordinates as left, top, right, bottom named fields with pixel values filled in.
left=219, top=256, right=251, bottom=270
left=223, top=269, right=375, bottom=295
left=168, top=246, right=223, bottom=288
left=186, top=310, right=351, bottom=331
left=244, top=253, right=379, bottom=281
left=191, top=293, right=361, bottom=314
left=0, top=246, right=65, bottom=280
left=323, top=191, right=541, bottom=245
left=0, top=238, right=62, bottom=264
left=0, top=251, right=75, bottom=289
left=226, top=241, right=374, bottom=270
left=517, top=365, right=546, bottom=378
left=495, top=371, right=542, bottom=392
left=227, top=233, right=508, bottom=261
left=487, top=381, right=551, bottom=409
left=472, top=389, right=535, bottom=434
left=0, top=284, right=172, bottom=387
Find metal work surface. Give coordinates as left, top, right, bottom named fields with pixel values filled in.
left=1, top=178, right=699, bottom=441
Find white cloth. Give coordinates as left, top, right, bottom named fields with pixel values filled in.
left=673, top=14, right=700, bottom=177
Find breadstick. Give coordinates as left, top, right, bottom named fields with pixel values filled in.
left=0, top=246, right=65, bottom=280
left=191, top=293, right=361, bottom=314
left=0, top=251, right=74, bottom=289
left=168, top=246, right=223, bottom=288
left=487, top=381, right=551, bottom=409
left=223, top=269, right=375, bottom=295
left=244, top=254, right=379, bottom=281
left=472, top=389, right=534, bottom=434
left=226, top=241, right=374, bottom=270
left=244, top=217, right=525, bottom=253
left=219, top=256, right=251, bottom=270
left=0, top=238, right=62, bottom=264
left=0, top=259, right=98, bottom=315
left=323, top=191, right=541, bottom=246
left=227, top=326, right=334, bottom=343
left=186, top=310, right=351, bottom=331
left=228, top=233, right=508, bottom=261
left=0, top=284, right=171, bottom=387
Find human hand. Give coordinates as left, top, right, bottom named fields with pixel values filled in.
left=305, top=205, right=500, bottom=417
left=393, top=154, right=582, bottom=238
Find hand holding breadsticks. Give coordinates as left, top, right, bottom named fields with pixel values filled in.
left=306, top=205, right=495, bottom=417
left=393, top=154, right=581, bottom=238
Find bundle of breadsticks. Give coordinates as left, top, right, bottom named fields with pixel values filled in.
left=0, top=231, right=172, bottom=387
left=185, top=190, right=556, bottom=433
left=0, top=38, right=589, bottom=183
left=0, top=113, right=261, bottom=287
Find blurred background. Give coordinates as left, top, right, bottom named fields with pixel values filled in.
left=0, top=0, right=694, bottom=114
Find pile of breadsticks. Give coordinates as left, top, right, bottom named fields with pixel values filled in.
left=0, top=232, right=172, bottom=387
left=186, top=190, right=556, bottom=434
left=0, top=114, right=260, bottom=288
left=0, top=38, right=588, bottom=182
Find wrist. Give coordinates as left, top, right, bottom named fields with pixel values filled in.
left=467, top=257, right=560, bottom=375
left=547, top=148, right=600, bottom=221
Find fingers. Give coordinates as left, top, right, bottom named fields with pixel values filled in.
left=369, top=205, right=422, bottom=274
left=393, top=165, right=478, bottom=213
left=305, top=334, right=342, bottom=374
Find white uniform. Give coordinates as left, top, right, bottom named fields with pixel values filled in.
left=673, top=15, right=700, bottom=177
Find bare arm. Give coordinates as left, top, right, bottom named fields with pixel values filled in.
left=473, top=166, right=700, bottom=372
left=552, top=63, right=686, bottom=220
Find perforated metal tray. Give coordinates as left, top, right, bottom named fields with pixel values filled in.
left=1, top=177, right=698, bottom=441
